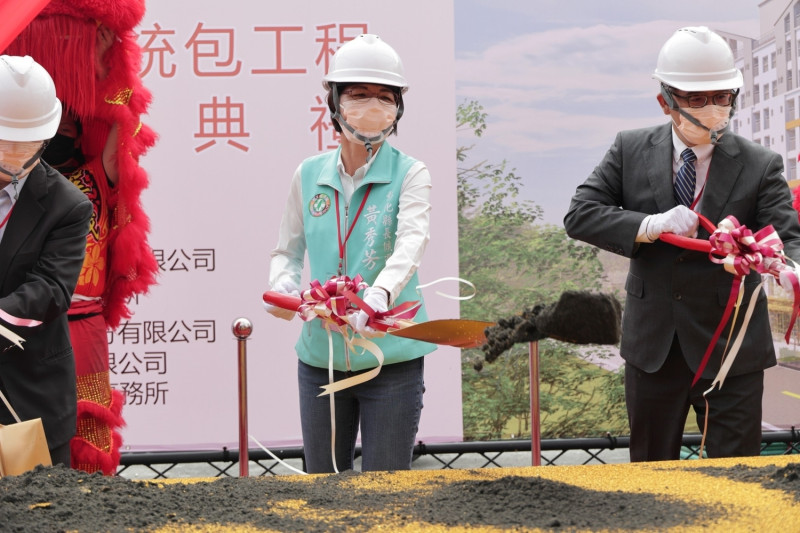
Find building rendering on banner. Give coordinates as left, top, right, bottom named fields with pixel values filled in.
left=713, top=0, right=800, bottom=341
left=717, top=0, right=800, bottom=183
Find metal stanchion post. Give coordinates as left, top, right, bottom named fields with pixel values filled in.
left=529, top=340, right=541, bottom=466
left=232, top=317, right=252, bottom=477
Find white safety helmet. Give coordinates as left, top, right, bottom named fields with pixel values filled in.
left=0, top=55, right=62, bottom=142
left=323, top=34, right=408, bottom=161
left=323, top=34, right=408, bottom=93
left=652, top=26, right=743, bottom=92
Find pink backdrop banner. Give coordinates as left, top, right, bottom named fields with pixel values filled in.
left=114, top=0, right=461, bottom=452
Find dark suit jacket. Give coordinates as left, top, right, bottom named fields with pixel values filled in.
left=0, top=162, right=92, bottom=450
left=564, top=123, right=800, bottom=378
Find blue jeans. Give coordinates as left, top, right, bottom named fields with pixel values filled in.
left=298, top=357, right=425, bottom=473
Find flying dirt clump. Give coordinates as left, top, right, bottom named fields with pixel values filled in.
left=478, top=291, right=622, bottom=368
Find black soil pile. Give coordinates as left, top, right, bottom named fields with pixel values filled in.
left=1, top=462, right=798, bottom=532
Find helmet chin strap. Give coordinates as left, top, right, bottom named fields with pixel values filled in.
left=675, top=107, right=724, bottom=145
left=335, top=118, right=395, bottom=163
left=0, top=142, right=47, bottom=199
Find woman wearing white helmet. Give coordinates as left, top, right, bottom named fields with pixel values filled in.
left=0, top=55, right=93, bottom=469
left=266, top=35, right=435, bottom=473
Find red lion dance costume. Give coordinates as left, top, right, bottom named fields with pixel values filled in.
left=4, top=0, right=158, bottom=474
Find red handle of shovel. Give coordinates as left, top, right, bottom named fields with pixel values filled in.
left=264, top=290, right=492, bottom=348
left=659, top=233, right=712, bottom=253
left=263, top=291, right=302, bottom=312
left=659, top=212, right=716, bottom=253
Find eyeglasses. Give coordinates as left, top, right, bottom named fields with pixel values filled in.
left=669, top=90, right=737, bottom=108
left=341, top=88, right=398, bottom=107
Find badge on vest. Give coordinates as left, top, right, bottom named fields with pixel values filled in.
left=309, top=193, right=331, bottom=217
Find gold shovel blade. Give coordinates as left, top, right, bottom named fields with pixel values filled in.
left=388, top=319, right=495, bottom=348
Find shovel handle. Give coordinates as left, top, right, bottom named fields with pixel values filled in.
left=263, top=291, right=302, bottom=312
left=659, top=212, right=716, bottom=253
left=659, top=233, right=712, bottom=253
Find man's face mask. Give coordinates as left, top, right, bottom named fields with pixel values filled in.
left=673, top=105, right=731, bottom=145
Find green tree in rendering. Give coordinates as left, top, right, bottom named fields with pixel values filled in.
left=456, top=99, right=628, bottom=440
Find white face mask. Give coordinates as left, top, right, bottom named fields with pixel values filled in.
left=673, top=105, right=731, bottom=145
left=339, top=99, right=397, bottom=145
left=0, top=140, right=44, bottom=181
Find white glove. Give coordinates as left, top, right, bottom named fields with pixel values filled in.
left=263, top=279, right=300, bottom=321
left=353, top=287, right=389, bottom=336
left=645, top=205, right=699, bottom=241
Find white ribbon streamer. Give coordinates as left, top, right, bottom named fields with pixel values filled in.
left=324, top=323, right=339, bottom=474
left=704, top=279, right=763, bottom=396
left=248, top=435, right=307, bottom=475
left=318, top=336, right=384, bottom=397
left=698, top=279, right=763, bottom=459
left=416, top=276, right=477, bottom=301
left=0, top=323, right=25, bottom=350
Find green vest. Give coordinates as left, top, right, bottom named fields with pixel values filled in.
left=297, top=142, right=435, bottom=371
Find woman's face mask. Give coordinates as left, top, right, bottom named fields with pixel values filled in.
left=673, top=105, right=731, bottom=145
left=339, top=93, right=398, bottom=145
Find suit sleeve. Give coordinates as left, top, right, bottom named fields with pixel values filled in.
left=563, top=131, right=649, bottom=258
left=752, top=150, right=800, bottom=263
left=0, top=196, right=92, bottom=348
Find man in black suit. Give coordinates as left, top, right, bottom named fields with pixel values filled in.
left=0, top=55, right=92, bottom=467
left=564, top=27, right=800, bottom=461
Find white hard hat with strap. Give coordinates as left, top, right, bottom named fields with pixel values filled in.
left=653, top=27, right=743, bottom=144
left=0, top=55, right=62, bottom=193
left=323, top=35, right=407, bottom=160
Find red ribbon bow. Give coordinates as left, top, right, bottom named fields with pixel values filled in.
left=708, top=216, right=786, bottom=277
left=296, top=275, right=422, bottom=332
left=297, top=275, right=368, bottom=327
left=706, top=216, right=800, bottom=343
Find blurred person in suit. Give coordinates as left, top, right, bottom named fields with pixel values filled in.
left=0, top=54, right=92, bottom=467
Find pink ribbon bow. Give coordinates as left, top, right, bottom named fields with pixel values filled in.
left=296, top=275, right=422, bottom=331
left=708, top=216, right=786, bottom=277
left=297, top=275, right=369, bottom=328
left=680, top=215, right=800, bottom=386
left=707, top=216, right=800, bottom=343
